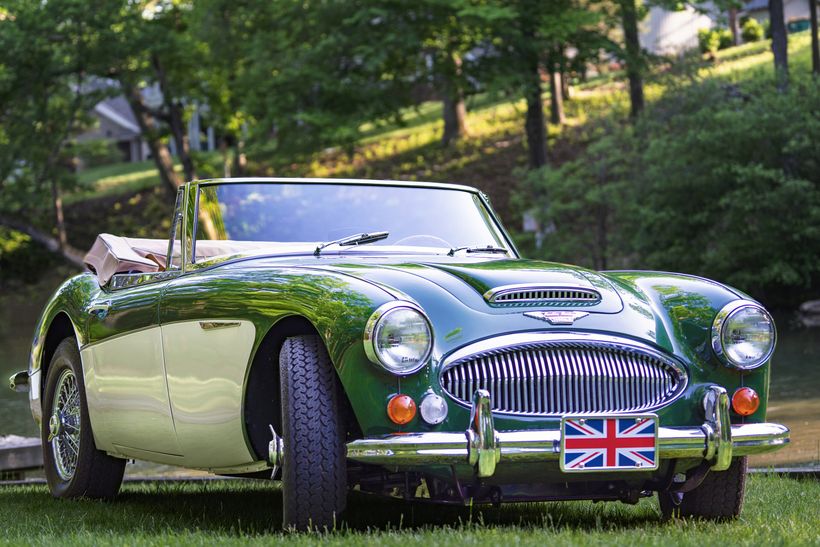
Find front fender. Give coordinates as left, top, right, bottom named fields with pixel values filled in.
left=28, top=272, right=101, bottom=423
left=604, top=270, right=772, bottom=423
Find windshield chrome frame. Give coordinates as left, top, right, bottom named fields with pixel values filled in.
left=183, top=178, right=520, bottom=271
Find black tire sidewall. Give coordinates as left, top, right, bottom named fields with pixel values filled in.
left=279, top=335, right=347, bottom=530
left=41, top=338, right=112, bottom=498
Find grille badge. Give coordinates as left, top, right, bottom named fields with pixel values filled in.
left=524, top=311, right=589, bottom=325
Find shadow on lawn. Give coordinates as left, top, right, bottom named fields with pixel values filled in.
left=6, top=481, right=663, bottom=536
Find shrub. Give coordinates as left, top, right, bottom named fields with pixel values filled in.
left=717, top=28, right=734, bottom=50
left=74, top=139, right=124, bottom=168
left=516, top=80, right=820, bottom=308
left=698, top=28, right=721, bottom=55
left=698, top=28, right=734, bottom=55
left=741, top=18, right=764, bottom=43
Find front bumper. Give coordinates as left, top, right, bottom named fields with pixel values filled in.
left=346, top=386, right=789, bottom=478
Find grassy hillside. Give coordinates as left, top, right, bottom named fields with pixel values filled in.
left=66, top=33, right=815, bottom=244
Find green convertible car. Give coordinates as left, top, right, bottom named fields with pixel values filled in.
left=11, top=178, right=789, bottom=529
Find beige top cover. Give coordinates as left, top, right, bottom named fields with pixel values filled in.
left=84, top=234, right=170, bottom=285
left=84, top=234, right=310, bottom=285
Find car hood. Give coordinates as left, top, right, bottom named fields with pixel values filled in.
left=308, top=257, right=624, bottom=314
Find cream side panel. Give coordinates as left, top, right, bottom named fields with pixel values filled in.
left=162, top=320, right=258, bottom=469
left=81, top=327, right=182, bottom=456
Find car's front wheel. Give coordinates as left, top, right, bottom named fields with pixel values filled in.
left=279, top=335, right=348, bottom=530
left=42, top=338, right=126, bottom=499
left=658, top=456, right=747, bottom=520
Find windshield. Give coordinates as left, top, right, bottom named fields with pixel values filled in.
left=192, top=182, right=509, bottom=262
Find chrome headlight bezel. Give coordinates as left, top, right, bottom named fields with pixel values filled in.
left=711, top=300, right=776, bottom=370
left=363, top=301, right=433, bottom=375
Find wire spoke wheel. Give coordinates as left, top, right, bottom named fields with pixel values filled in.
left=49, top=368, right=81, bottom=481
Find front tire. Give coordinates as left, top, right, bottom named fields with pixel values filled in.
left=658, top=457, right=747, bottom=520
left=279, top=335, right=347, bottom=530
left=42, top=338, right=125, bottom=499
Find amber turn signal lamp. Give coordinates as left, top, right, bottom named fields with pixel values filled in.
left=732, top=387, right=760, bottom=416
left=387, top=394, right=416, bottom=425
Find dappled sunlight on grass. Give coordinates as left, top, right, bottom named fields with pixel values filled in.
left=0, top=475, right=816, bottom=543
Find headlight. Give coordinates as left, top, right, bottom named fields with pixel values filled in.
left=364, top=301, right=433, bottom=375
left=711, top=301, right=775, bottom=370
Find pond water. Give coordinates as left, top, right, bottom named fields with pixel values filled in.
left=1, top=272, right=817, bottom=466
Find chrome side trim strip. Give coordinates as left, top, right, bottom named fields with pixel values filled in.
left=199, top=321, right=241, bottom=330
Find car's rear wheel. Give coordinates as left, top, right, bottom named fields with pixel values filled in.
left=279, top=335, right=347, bottom=530
left=42, top=338, right=125, bottom=499
left=658, top=456, right=747, bottom=520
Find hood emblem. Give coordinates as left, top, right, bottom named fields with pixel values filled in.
left=524, top=311, right=590, bottom=325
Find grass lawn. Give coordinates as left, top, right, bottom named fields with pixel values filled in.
left=0, top=474, right=817, bottom=545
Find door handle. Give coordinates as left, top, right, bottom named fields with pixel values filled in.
left=89, top=301, right=111, bottom=319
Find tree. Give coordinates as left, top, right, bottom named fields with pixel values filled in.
left=618, top=0, right=645, bottom=118
left=769, top=0, right=789, bottom=91
left=810, top=0, right=819, bottom=76
left=0, top=0, right=119, bottom=262
left=470, top=0, right=596, bottom=168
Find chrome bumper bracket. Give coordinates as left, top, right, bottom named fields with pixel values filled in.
left=346, top=388, right=790, bottom=477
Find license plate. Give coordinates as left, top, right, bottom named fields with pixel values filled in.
left=560, top=415, right=659, bottom=473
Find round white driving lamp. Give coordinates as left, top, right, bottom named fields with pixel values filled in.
left=712, top=301, right=775, bottom=370
left=364, top=302, right=433, bottom=375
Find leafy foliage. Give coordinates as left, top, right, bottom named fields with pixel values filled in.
left=698, top=27, right=734, bottom=55
left=741, top=18, right=765, bottom=43
left=519, top=79, right=820, bottom=307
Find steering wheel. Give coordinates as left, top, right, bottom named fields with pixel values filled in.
left=393, top=235, right=453, bottom=248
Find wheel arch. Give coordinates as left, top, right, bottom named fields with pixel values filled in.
left=243, top=314, right=360, bottom=462
left=38, top=312, right=79, bottom=398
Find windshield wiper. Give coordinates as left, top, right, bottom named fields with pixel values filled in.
left=448, top=245, right=510, bottom=257
left=314, top=231, right=389, bottom=256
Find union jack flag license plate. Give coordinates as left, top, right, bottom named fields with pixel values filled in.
left=560, top=415, right=658, bottom=473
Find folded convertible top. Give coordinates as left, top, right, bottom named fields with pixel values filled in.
left=84, top=234, right=167, bottom=285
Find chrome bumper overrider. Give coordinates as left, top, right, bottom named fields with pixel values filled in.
left=346, top=386, right=790, bottom=478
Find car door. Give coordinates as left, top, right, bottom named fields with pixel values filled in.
left=80, top=190, right=185, bottom=458
left=81, top=279, right=182, bottom=457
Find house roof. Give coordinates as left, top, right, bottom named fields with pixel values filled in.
left=744, top=0, right=768, bottom=12
left=93, top=96, right=140, bottom=135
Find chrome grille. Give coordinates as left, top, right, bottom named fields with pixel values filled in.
left=440, top=340, right=684, bottom=415
left=486, top=286, right=600, bottom=306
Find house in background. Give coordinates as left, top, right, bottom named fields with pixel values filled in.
left=742, top=0, right=818, bottom=31
left=640, top=3, right=720, bottom=54
left=75, top=96, right=148, bottom=163
left=640, top=0, right=819, bottom=55
left=75, top=84, right=217, bottom=166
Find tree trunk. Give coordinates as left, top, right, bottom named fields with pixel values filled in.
left=559, top=51, right=571, bottom=101
left=548, top=49, right=566, bottom=126
left=168, top=101, right=197, bottom=183
left=152, top=55, right=198, bottom=183
left=124, top=84, right=183, bottom=197
left=442, top=95, right=469, bottom=146
left=729, top=8, right=740, bottom=46
left=441, top=51, right=469, bottom=146
left=50, top=179, right=68, bottom=251
left=233, top=133, right=247, bottom=176
left=621, top=0, right=645, bottom=118
left=220, top=137, right=232, bottom=178
left=0, top=214, right=85, bottom=269
left=769, top=0, right=790, bottom=91
left=525, top=67, right=548, bottom=169
left=810, top=0, right=819, bottom=75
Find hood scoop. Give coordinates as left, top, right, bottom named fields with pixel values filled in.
left=485, top=284, right=601, bottom=307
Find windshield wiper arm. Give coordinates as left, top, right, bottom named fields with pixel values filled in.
left=448, top=245, right=510, bottom=257
left=314, top=231, right=389, bottom=256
